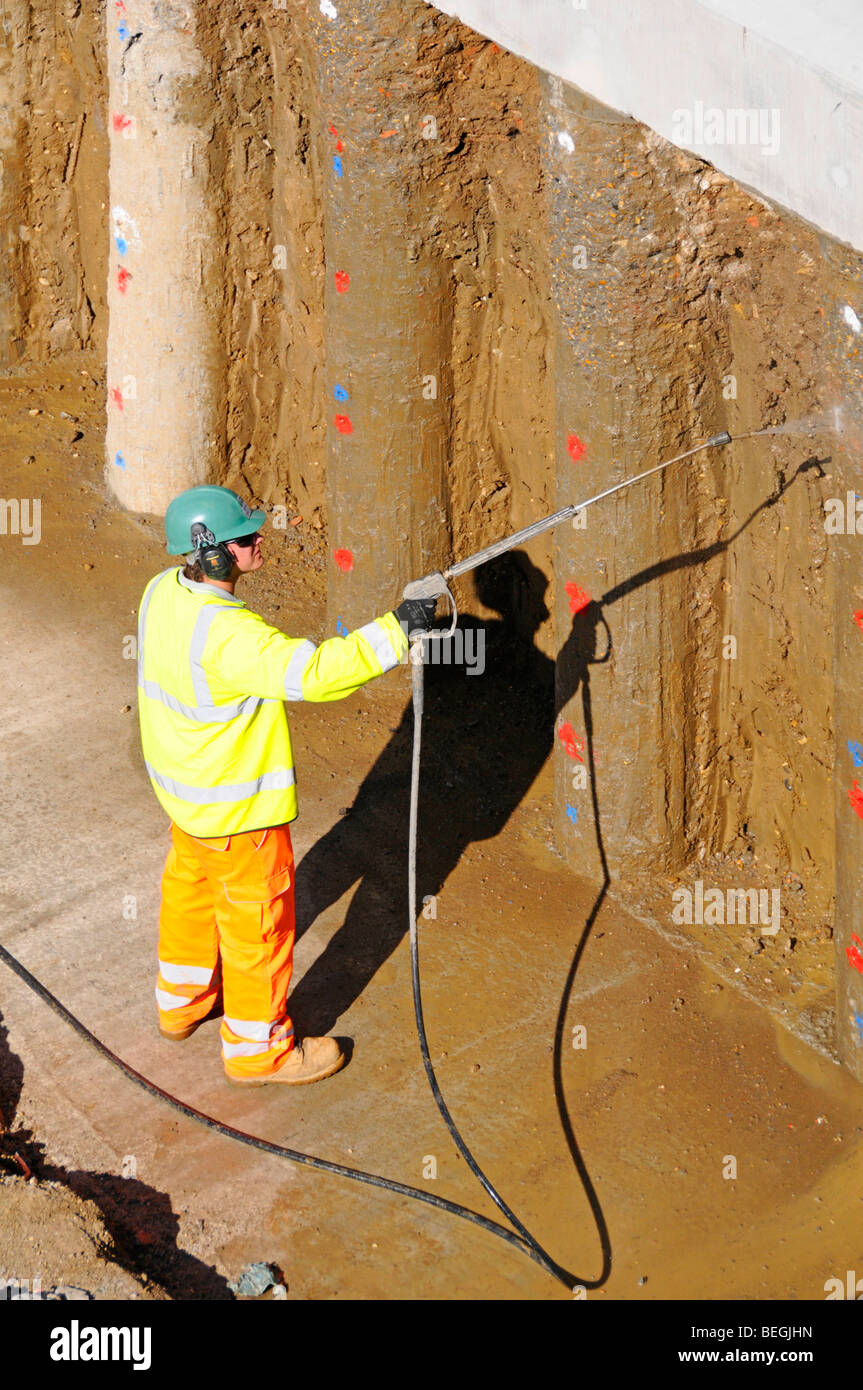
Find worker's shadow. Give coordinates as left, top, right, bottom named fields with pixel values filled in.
left=292, top=451, right=824, bottom=1291
left=0, top=1008, right=233, bottom=1299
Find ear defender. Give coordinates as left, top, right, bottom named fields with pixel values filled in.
left=189, top=522, right=236, bottom=580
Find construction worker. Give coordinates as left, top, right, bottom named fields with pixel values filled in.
left=137, top=485, right=436, bottom=1087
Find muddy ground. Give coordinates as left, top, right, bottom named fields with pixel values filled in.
left=2, top=365, right=862, bottom=1300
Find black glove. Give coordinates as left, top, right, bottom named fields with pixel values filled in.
left=395, top=596, right=438, bottom=636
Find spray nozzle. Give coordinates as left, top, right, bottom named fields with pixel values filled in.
left=706, top=430, right=732, bottom=448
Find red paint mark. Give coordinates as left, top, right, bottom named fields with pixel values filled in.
left=334, top=270, right=350, bottom=293
left=117, top=267, right=132, bottom=294
left=846, top=934, right=863, bottom=974
left=328, top=123, right=338, bottom=135
left=567, top=433, right=586, bottom=463
left=109, top=386, right=124, bottom=410
left=380, top=129, right=397, bottom=138
left=565, top=581, right=591, bottom=615
left=334, top=414, right=353, bottom=434
left=112, top=112, right=133, bottom=133
left=849, top=783, right=863, bottom=818
left=558, top=722, right=585, bottom=761
left=333, top=548, right=354, bottom=572
left=854, top=611, right=863, bottom=633
left=335, top=139, right=344, bottom=152
left=746, top=215, right=759, bottom=228
left=114, top=0, right=126, bottom=11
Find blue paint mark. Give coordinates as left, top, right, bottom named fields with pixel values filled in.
left=333, top=384, right=349, bottom=402
left=848, top=740, right=863, bottom=768
left=114, top=452, right=126, bottom=470
left=854, top=1014, right=863, bottom=1043
left=115, top=235, right=128, bottom=255
left=336, top=617, right=348, bottom=637
left=118, top=21, right=129, bottom=40
left=565, top=803, right=578, bottom=825
left=333, top=155, right=343, bottom=178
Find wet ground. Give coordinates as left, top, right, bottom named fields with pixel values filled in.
left=1, top=359, right=861, bottom=1300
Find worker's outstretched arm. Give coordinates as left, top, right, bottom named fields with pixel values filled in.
left=204, top=607, right=409, bottom=705
left=295, top=611, right=409, bottom=702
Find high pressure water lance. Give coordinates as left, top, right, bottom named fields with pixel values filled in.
left=403, top=407, right=843, bottom=618
left=402, top=429, right=733, bottom=628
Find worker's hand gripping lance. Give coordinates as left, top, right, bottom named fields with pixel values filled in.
left=402, top=431, right=732, bottom=619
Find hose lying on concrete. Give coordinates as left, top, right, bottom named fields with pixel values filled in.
left=0, top=923, right=575, bottom=1291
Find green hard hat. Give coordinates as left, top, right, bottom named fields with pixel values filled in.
left=164, top=485, right=266, bottom=554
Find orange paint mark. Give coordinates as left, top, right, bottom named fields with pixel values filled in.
left=558, top=722, right=585, bottom=761
left=333, top=548, right=354, bottom=572
left=846, top=933, right=863, bottom=972
left=565, top=581, right=591, bottom=615
left=567, top=433, right=586, bottom=463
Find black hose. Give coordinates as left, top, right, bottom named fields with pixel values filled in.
left=0, top=915, right=573, bottom=1289
left=407, top=637, right=576, bottom=1290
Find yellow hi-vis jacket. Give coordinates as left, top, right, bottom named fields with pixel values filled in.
left=137, top=567, right=409, bottom=835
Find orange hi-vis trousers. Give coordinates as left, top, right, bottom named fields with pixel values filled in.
left=156, top=822, right=296, bottom=1079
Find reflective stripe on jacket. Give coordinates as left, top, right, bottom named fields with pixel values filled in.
left=137, top=567, right=408, bottom=834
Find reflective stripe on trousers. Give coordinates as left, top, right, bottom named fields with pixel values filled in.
left=156, top=821, right=296, bottom=1078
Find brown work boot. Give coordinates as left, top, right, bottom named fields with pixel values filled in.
left=226, top=1036, right=346, bottom=1088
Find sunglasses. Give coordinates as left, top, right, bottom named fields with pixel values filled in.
left=230, top=532, right=261, bottom=549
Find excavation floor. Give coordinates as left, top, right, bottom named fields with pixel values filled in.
left=1, top=360, right=860, bottom=1301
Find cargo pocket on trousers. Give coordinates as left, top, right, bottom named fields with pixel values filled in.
left=222, top=864, right=292, bottom=906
